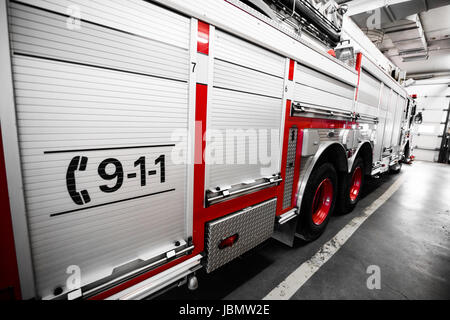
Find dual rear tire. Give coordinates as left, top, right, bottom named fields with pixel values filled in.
left=297, top=158, right=365, bottom=241
left=338, top=157, right=365, bottom=214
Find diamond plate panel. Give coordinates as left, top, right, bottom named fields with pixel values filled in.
left=283, top=128, right=298, bottom=209
left=205, top=199, right=277, bottom=273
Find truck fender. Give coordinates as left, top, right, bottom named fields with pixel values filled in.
left=295, top=141, right=348, bottom=212
left=348, top=141, right=373, bottom=176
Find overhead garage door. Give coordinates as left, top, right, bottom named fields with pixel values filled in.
left=8, top=0, right=192, bottom=299
left=409, top=85, right=450, bottom=162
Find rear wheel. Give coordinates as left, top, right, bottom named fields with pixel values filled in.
left=403, top=143, right=411, bottom=163
left=338, top=157, right=365, bottom=214
left=297, top=163, right=337, bottom=241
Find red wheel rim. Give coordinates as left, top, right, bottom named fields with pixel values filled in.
left=349, top=167, right=362, bottom=202
left=311, top=178, right=333, bottom=225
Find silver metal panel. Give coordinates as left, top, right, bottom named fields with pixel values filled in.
left=152, top=0, right=359, bottom=86
left=283, top=128, right=298, bottom=210
left=317, top=129, right=341, bottom=143
left=213, top=59, right=284, bottom=99
left=9, top=2, right=190, bottom=82
left=294, top=63, right=355, bottom=113
left=296, top=64, right=355, bottom=100
left=374, top=118, right=386, bottom=162
left=391, top=96, right=406, bottom=150
left=206, top=88, right=283, bottom=190
left=374, top=84, right=390, bottom=161
left=361, top=55, right=407, bottom=99
left=13, top=55, right=190, bottom=299
left=215, top=29, right=285, bottom=78
left=294, top=84, right=354, bottom=113
left=16, top=0, right=190, bottom=49
left=301, top=130, right=320, bottom=157
left=8, top=1, right=192, bottom=299
left=357, top=70, right=381, bottom=117
left=206, top=29, right=285, bottom=192
left=383, top=91, right=398, bottom=150
left=205, top=199, right=277, bottom=273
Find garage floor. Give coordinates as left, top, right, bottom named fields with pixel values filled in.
left=158, top=161, right=450, bottom=300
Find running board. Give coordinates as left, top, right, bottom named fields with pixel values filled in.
left=277, top=208, right=298, bottom=225
left=106, top=255, right=203, bottom=300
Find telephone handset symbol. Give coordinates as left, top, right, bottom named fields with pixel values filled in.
left=66, top=156, right=91, bottom=205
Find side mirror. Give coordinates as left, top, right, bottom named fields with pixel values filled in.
left=414, top=112, right=423, bottom=124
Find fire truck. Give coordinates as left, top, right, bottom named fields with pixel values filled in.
left=0, top=0, right=414, bottom=300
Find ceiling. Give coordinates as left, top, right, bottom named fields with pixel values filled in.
left=343, top=0, right=450, bottom=77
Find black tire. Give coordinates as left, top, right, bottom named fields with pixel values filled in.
left=337, top=157, right=365, bottom=214
left=297, top=163, right=337, bottom=242
left=403, top=144, right=410, bottom=163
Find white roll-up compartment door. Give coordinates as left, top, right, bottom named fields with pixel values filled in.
left=8, top=0, right=192, bottom=299
left=374, top=84, right=390, bottom=161
left=357, top=69, right=381, bottom=117
left=391, top=96, right=406, bottom=150
left=383, top=91, right=399, bottom=150
left=205, top=29, right=285, bottom=192
left=294, top=63, right=355, bottom=113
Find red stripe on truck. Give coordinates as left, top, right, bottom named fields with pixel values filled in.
left=197, top=21, right=210, bottom=55
left=355, top=52, right=363, bottom=101
left=0, top=127, right=21, bottom=300
left=288, top=59, right=295, bottom=81
left=193, top=83, right=208, bottom=252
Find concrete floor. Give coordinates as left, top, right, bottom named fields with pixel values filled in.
left=159, top=161, right=450, bottom=300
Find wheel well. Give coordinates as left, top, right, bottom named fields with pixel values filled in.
left=298, top=143, right=347, bottom=216
left=355, top=142, right=373, bottom=176
left=298, top=143, right=347, bottom=213
left=314, top=143, right=348, bottom=174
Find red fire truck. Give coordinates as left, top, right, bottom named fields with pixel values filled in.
left=0, top=0, right=413, bottom=300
